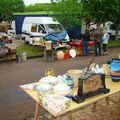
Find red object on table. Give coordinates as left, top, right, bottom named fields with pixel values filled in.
left=69, top=42, right=83, bottom=48
left=69, top=42, right=76, bottom=47
left=69, top=41, right=94, bottom=48
left=75, top=42, right=83, bottom=48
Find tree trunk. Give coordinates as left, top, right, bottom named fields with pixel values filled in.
left=115, top=22, right=120, bottom=40
left=103, top=21, right=105, bottom=27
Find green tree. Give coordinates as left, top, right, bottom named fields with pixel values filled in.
left=25, top=3, right=49, bottom=12
left=50, top=0, right=83, bottom=28
left=0, top=0, right=25, bottom=22
left=81, top=0, right=120, bottom=40
left=105, top=0, right=120, bottom=40
left=50, top=0, right=120, bottom=40
left=81, top=0, right=106, bottom=26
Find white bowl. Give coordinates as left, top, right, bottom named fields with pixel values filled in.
left=53, top=83, right=70, bottom=96
left=35, top=83, right=53, bottom=93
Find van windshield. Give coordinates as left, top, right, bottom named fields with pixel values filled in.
left=45, top=24, right=64, bottom=34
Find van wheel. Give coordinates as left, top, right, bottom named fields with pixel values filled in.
left=21, top=37, right=25, bottom=40
left=24, top=41, right=29, bottom=44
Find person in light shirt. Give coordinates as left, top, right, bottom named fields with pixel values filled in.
left=102, top=32, right=110, bottom=55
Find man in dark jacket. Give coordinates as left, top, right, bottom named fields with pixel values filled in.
left=82, top=29, right=90, bottom=56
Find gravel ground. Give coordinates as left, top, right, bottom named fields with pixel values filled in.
left=0, top=46, right=120, bottom=120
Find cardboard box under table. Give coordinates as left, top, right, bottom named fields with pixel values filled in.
left=44, top=49, right=54, bottom=61
left=20, top=77, right=120, bottom=120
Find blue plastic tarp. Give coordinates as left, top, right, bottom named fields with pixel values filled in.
left=44, top=30, right=67, bottom=43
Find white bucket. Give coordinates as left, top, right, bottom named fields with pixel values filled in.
left=21, top=52, right=27, bottom=61
left=67, top=69, right=83, bottom=86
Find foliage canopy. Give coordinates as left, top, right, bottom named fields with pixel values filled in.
left=0, top=0, right=25, bottom=22
left=25, top=4, right=49, bottom=12
left=50, top=0, right=120, bottom=39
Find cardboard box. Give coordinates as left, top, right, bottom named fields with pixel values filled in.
left=42, top=94, right=71, bottom=113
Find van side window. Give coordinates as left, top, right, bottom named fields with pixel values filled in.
left=31, top=24, right=37, bottom=32
left=38, top=24, right=46, bottom=33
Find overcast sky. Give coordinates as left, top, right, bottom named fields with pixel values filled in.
left=24, top=0, right=51, bottom=6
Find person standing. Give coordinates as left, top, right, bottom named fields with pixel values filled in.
left=82, top=29, right=90, bottom=56
left=93, top=28, right=101, bottom=56
left=102, top=32, right=110, bottom=55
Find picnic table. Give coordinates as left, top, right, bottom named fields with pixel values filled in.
left=69, top=41, right=94, bottom=55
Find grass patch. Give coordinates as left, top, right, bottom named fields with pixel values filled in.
left=17, top=44, right=44, bottom=57
left=17, top=40, right=120, bottom=57
left=108, top=40, right=120, bottom=47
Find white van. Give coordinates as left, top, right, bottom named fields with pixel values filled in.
left=103, top=22, right=120, bottom=38
left=21, top=17, right=69, bottom=45
left=90, top=22, right=120, bottom=39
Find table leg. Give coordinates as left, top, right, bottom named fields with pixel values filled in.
left=34, top=102, right=39, bottom=120
left=117, top=92, right=120, bottom=119
left=92, top=102, right=97, bottom=112
left=56, top=116, right=62, bottom=120
left=105, top=97, right=110, bottom=105
left=68, top=111, right=72, bottom=120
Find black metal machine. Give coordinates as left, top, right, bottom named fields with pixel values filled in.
left=72, top=73, right=110, bottom=103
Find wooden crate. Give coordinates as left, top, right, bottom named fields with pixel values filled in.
left=44, top=49, right=54, bottom=61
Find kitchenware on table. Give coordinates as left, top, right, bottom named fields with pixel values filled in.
left=53, top=82, right=70, bottom=96
left=40, top=75, right=59, bottom=85
left=67, top=69, right=83, bottom=86
left=35, top=82, right=53, bottom=93
left=69, top=49, right=76, bottom=58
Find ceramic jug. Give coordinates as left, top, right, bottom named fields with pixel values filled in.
left=64, top=76, right=74, bottom=90
left=64, top=76, right=74, bottom=98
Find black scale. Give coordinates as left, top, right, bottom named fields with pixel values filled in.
left=72, top=72, right=110, bottom=103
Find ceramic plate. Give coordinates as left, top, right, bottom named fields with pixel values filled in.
left=69, top=49, right=76, bottom=58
